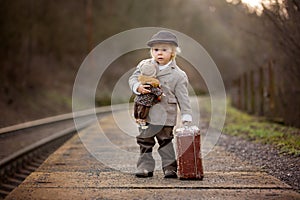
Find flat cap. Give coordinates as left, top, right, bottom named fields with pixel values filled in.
left=147, top=30, right=178, bottom=47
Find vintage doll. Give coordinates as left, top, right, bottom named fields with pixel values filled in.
left=133, top=61, right=163, bottom=129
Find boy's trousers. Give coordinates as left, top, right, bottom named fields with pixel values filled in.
left=136, top=124, right=177, bottom=172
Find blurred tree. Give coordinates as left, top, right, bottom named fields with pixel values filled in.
left=85, top=0, right=93, bottom=52
left=261, top=0, right=300, bottom=126
left=226, top=0, right=300, bottom=127
left=0, top=0, right=87, bottom=126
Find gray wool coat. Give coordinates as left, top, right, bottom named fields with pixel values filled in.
left=129, top=58, right=192, bottom=126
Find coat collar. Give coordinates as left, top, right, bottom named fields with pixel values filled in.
left=155, top=59, right=176, bottom=76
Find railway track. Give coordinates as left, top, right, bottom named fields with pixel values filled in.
left=0, top=104, right=127, bottom=199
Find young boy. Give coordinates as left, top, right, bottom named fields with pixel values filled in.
left=133, top=61, right=163, bottom=129
left=129, top=30, right=192, bottom=178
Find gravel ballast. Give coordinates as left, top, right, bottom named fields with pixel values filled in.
left=217, top=133, right=300, bottom=192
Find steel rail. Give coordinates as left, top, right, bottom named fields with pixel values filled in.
left=0, top=103, right=128, bottom=168
left=0, top=103, right=127, bottom=135
left=0, top=103, right=128, bottom=199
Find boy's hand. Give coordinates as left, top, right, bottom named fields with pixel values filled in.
left=137, top=84, right=151, bottom=94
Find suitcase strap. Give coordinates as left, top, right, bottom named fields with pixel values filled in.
left=192, top=134, right=199, bottom=177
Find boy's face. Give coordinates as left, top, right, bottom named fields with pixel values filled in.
left=151, top=44, right=174, bottom=65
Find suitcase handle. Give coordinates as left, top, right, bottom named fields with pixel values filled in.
left=176, top=125, right=201, bottom=136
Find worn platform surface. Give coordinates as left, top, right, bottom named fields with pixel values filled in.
left=6, top=108, right=300, bottom=200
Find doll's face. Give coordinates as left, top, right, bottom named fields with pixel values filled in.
left=151, top=44, right=175, bottom=65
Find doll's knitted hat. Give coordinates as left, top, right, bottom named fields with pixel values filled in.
left=140, top=62, right=157, bottom=77
left=147, top=30, right=178, bottom=47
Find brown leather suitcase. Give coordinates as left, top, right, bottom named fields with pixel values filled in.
left=176, top=126, right=204, bottom=180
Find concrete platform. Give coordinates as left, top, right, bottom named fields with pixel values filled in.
left=6, top=109, right=300, bottom=200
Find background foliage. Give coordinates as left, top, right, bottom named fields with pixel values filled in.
left=0, top=0, right=299, bottom=127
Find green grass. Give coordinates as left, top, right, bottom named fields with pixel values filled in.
left=223, top=104, right=300, bottom=156
left=198, top=97, right=300, bottom=155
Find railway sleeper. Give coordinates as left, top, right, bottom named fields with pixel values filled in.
left=6, top=177, right=23, bottom=185
left=0, top=188, right=10, bottom=197
left=13, top=172, right=28, bottom=180
left=23, top=164, right=37, bottom=172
